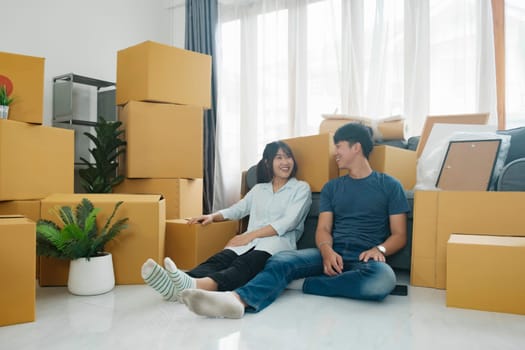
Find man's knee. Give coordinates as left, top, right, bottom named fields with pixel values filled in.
left=362, top=262, right=396, bottom=301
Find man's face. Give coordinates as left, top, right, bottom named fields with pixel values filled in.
left=334, top=141, right=357, bottom=169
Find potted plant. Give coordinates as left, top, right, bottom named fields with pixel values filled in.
left=36, top=198, right=128, bottom=295
left=79, top=117, right=127, bottom=193
left=0, top=84, right=14, bottom=119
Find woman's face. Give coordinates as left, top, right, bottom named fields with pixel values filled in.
left=272, top=148, right=294, bottom=180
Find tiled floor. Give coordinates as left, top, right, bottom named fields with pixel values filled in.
left=1, top=272, right=524, bottom=350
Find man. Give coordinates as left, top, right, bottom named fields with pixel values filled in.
left=180, top=123, right=410, bottom=318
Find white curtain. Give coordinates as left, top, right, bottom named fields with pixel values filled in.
left=213, top=0, right=497, bottom=210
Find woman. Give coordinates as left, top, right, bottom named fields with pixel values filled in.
left=141, top=141, right=312, bottom=301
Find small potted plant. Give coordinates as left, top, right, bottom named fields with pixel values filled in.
left=0, top=84, right=14, bottom=119
left=79, top=117, right=127, bottom=193
left=36, top=198, right=128, bottom=295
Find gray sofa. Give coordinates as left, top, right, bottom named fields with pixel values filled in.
left=244, top=126, right=525, bottom=271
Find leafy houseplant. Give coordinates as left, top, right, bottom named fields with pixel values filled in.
left=79, top=117, right=127, bottom=193
left=36, top=198, right=128, bottom=260
left=0, top=84, right=14, bottom=119
left=0, top=84, right=14, bottom=106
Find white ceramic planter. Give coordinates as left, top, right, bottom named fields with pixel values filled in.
left=68, top=252, right=115, bottom=296
left=0, top=105, right=8, bottom=119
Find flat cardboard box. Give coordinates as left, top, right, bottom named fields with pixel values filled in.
left=415, top=113, right=489, bottom=158
left=0, top=200, right=41, bottom=278
left=339, top=145, right=416, bottom=190
left=319, top=117, right=406, bottom=141
left=0, top=51, right=45, bottom=124
left=410, top=191, right=525, bottom=289
left=165, top=219, right=239, bottom=270
left=447, top=234, right=525, bottom=315
left=282, top=134, right=338, bottom=192
left=119, top=101, right=203, bottom=179
left=0, top=119, right=74, bottom=200
left=39, top=194, right=166, bottom=286
left=113, top=178, right=203, bottom=219
left=0, top=216, right=36, bottom=326
left=117, top=41, right=211, bottom=108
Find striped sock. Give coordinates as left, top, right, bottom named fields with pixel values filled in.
left=141, top=258, right=178, bottom=302
left=164, top=257, right=196, bottom=298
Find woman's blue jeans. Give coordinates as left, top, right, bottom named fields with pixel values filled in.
left=235, top=248, right=396, bottom=313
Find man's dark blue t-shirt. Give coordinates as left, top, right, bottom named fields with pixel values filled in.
left=319, top=171, right=410, bottom=259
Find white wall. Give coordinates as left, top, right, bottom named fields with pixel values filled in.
left=2, top=0, right=186, bottom=125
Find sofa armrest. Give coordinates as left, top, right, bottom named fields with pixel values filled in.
left=497, top=158, right=525, bottom=191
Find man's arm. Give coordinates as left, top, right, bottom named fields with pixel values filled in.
left=315, top=212, right=343, bottom=275
left=359, top=213, right=407, bottom=262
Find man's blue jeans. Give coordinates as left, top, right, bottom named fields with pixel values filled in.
left=235, top=248, right=396, bottom=313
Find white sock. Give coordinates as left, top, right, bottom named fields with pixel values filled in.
left=164, top=257, right=196, bottom=298
left=141, top=258, right=178, bottom=302
left=286, top=278, right=305, bottom=290
left=180, top=289, right=245, bottom=319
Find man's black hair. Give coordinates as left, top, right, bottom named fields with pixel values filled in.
left=333, top=122, right=374, bottom=159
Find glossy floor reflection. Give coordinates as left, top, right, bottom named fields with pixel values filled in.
left=1, top=272, right=525, bottom=350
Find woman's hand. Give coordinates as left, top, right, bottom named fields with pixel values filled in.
left=226, top=233, right=255, bottom=247
left=187, top=214, right=214, bottom=225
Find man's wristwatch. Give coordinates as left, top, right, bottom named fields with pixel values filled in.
left=376, top=245, right=386, bottom=255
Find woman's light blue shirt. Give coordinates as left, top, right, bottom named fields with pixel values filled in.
left=219, top=177, right=312, bottom=255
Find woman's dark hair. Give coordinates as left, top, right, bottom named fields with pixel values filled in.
left=333, top=122, right=374, bottom=158
left=256, top=141, right=298, bottom=183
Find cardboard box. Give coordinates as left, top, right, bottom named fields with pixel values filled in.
left=0, top=200, right=41, bottom=278
left=0, top=200, right=41, bottom=221
left=282, top=134, right=338, bottom=192
left=447, top=234, right=525, bottom=315
left=119, top=101, right=203, bottom=178
left=319, top=117, right=406, bottom=141
left=416, top=113, right=489, bottom=158
left=165, top=219, right=239, bottom=270
left=117, top=41, right=211, bottom=108
left=410, top=191, right=525, bottom=289
left=0, top=216, right=36, bottom=326
left=339, top=145, right=416, bottom=190
left=0, top=119, right=74, bottom=201
left=39, top=194, right=166, bottom=286
left=0, top=51, right=45, bottom=124
left=114, top=178, right=203, bottom=219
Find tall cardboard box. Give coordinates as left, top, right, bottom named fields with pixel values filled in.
left=119, top=101, right=203, bottom=178
left=282, top=134, right=338, bottom=192
left=165, top=219, right=239, bottom=270
left=114, top=178, right=203, bottom=219
left=39, top=194, right=166, bottom=286
left=0, top=216, right=35, bottom=326
left=117, top=41, right=211, bottom=108
left=447, top=234, right=525, bottom=315
left=0, top=200, right=41, bottom=278
left=411, top=191, right=525, bottom=289
left=0, top=120, right=74, bottom=200
left=0, top=51, right=45, bottom=124
left=339, top=145, right=416, bottom=189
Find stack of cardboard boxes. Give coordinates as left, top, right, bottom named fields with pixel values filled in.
left=113, top=41, right=238, bottom=270
left=0, top=51, right=74, bottom=326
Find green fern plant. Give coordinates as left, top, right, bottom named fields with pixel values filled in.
left=36, top=198, right=128, bottom=260
left=79, top=117, right=127, bottom=193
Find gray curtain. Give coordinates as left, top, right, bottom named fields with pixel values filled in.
left=185, top=0, right=218, bottom=214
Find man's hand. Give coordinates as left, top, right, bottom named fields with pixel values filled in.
left=320, top=246, right=343, bottom=276
left=226, top=233, right=254, bottom=247
left=359, top=247, right=386, bottom=263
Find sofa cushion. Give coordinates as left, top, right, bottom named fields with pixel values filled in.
left=497, top=126, right=525, bottom=164
left=497, top=159, right=525, bottom=191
